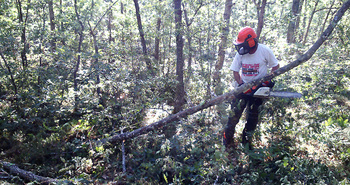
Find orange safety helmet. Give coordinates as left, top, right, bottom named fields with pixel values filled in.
left=234, top=27, right=258, bottom=55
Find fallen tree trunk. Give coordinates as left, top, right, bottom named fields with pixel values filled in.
left=0, top=160, right=58, bottom=184
left=105, top=0, right=350, bottom=144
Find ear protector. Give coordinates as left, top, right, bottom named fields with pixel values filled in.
left=246, top=34, right=256, bottom=48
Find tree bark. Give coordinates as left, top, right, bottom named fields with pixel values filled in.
left=1, top=160, right=58, bottom=184
left=133, top=0, right=153, bottom=72
left=48, top=0, right=56, bottom=51
left=295, top=0, right=304, bottom=42
left=73, top=0, right=84, bottom=111
left=89, top=23, right=102, bottom=105
left=287, top=0, right=301, bottom=43
left=133, top=0, right=147, bottom=55
left=183, top=8, right=192, bottom=85
left=173, top=0, right=185, bottom=114
left=59, top=0, right=66, bottom=46
left=16, top=0, right=29, bottom=69
left=108, top=8, right=114, bottom=64
left=154, top=0, right=162, bottom=61
left=254, top=0, right=267, bottom=39
left=213, top=0, right=233, bottom=85
left=163, top=0, right=185, bottom=138
left=105, top=0, right=350, bottom=143
left=212, top=0, right=233, bottom=125
left=88, top=1, right=103, bottom=105
left=38, top=4, right=47, bottom=92
left=320, top=0, right=335, bottom=35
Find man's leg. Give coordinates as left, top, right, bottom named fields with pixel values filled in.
left=242, top=97, right=263, bottom=149
left=223, top=97, right=247, bottom=149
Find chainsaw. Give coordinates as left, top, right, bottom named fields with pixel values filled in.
left=243, top=81, right=302, bottom=99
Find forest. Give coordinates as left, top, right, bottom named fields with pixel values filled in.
left=0, top=0, right=350, bottom=184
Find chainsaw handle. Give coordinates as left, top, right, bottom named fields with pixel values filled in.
left=243, top=80, right=274, bottom=95
left=244, top=86, right=258, bottom=94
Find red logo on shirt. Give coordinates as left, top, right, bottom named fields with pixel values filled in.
left=242, top=64, right=259, bottom=76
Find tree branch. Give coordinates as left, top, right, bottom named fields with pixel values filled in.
left=188, top=2, right=204, bottom=26
left=103, top=0, right=350, bottom=144
left=0, top=52, right=18, bottom=94
left=93, top=0, right=119, bottom=33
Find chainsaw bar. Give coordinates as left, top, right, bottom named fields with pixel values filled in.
left=269, top=91, right=302, bottom=98
left=253, top=87, right=302, bottom=99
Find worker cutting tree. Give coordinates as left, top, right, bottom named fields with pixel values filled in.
left=223, top=27, right=280, bottom=150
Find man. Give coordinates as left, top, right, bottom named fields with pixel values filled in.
left=223, top=27, right=280, bottom=150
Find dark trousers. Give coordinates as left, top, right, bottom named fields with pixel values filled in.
left=223, top=95, right=263, bottom=149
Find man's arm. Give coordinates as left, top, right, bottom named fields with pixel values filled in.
left=233, top=71, right=243, bottom=85
left=271, top=64, right=279, bottom=73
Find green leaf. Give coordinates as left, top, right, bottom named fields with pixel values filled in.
left=163, top=173, right=168, bottom=183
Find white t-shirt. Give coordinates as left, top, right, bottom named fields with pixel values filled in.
left=230, top=44, right=279, bottom=84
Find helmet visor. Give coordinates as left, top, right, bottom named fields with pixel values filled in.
left=235, top=42, right=250, bottom=55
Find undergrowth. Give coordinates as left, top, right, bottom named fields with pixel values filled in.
left=0, top=47, right=350, bottom=184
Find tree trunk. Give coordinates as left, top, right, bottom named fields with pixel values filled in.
left=38, top=5, right=46, bottom=92
left=255, top=0, right=267, bottom=39
left=108, top=9, right=113, bottom=43
left=59, top=0, right=66, bottom=46
left=320, top=0, right=335, bottom=35
left=299, top=0, right=308, bottom=42
left=133, top=0, right=153, bottom=72
left=89, top=23, right=102, bottom=105
left=105, top=0, right=350, bottom=143
left=164, top=0, right=185, bottom=138
left=295, top=0, right=304, bottom=42
left=154, top=0, right=162, bottom=61
left=302, top=0, right=320, bottom=45
left=213, top=0, right=233, bottom=125
left=206, top=5, right=214, bottom=98
left=154, top=17, right=161, bottom=61
left=16, top=0, right=29, bottom=69
left=120, top=2, right=126, bottom=58
left=73, top=0, right=84, bottom=111
left=48, top=0, right=56, bottom=51
left=213, top=0, right=233, bottom=85
left=173, top=0, right=185, bottom=114
left=183, top=8, right=192, bottom=85
left=287, top=0, right=301, bottom=43
left=88, top=2, right=103, bottom=106
left=108, top=8, right=114, bottom=63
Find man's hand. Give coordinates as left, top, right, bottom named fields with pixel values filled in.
left=233, top=71, right=243, bottom=85
left=262, top=80, right=275, bottom=88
